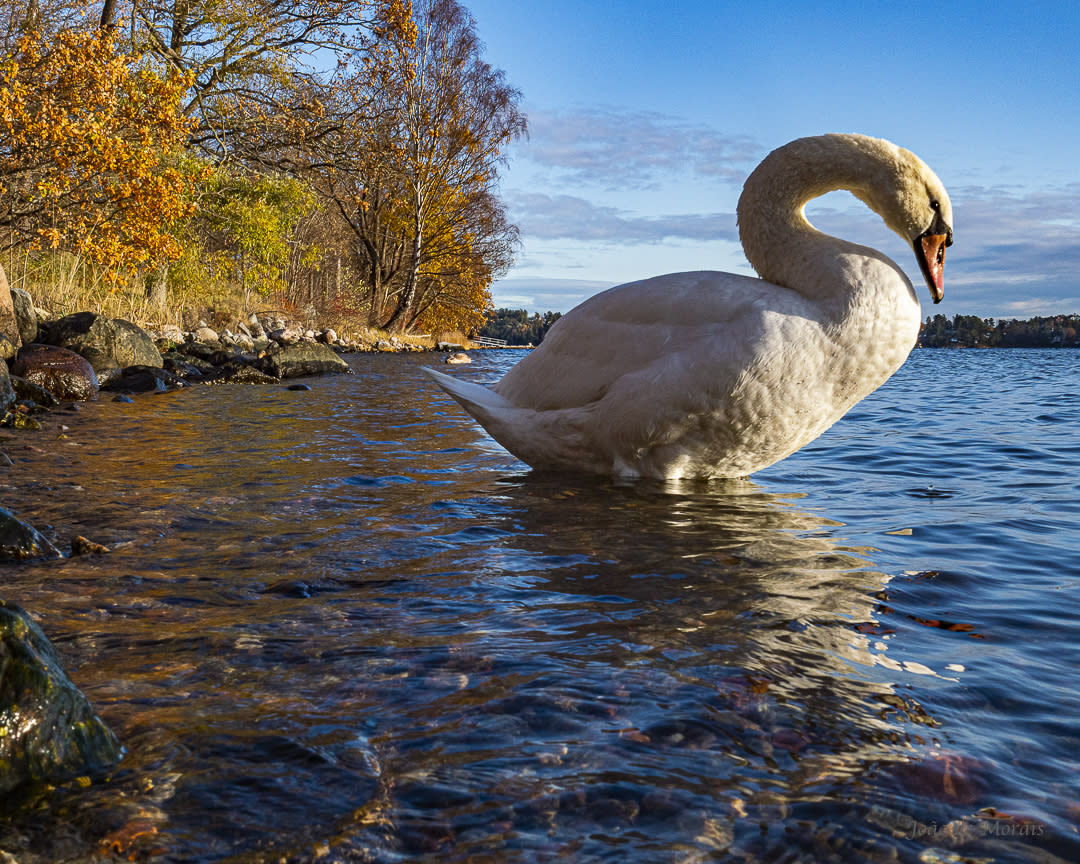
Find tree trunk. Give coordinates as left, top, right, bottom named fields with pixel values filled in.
left=99, top=0, right=117, bottom=30
left=146, top=264, right=168, bottom=312
left=384, top=212, right=422, bottom=334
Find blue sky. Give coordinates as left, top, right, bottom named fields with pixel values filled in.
left=463, top=0, right=1080, bottom=320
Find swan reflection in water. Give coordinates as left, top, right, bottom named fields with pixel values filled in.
left=335, top=470, right=994, bottom=862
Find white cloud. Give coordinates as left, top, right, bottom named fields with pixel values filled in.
left=510, top=192, right=739, bottom=244
left=491, top=277, right=616, bottom=313
left=517, top=107, right=760, bottom=189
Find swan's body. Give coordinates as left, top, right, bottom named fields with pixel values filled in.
left=427, top=134, right=954, bottom=479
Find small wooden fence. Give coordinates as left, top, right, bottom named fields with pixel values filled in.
left=470, top=336, right=508, bottom=347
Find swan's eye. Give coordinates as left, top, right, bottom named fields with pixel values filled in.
left=930, top=200, right=940, bottom=212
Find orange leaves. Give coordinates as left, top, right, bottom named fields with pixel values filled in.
left=373, top=0, right=418, bottom=44
left=0, top=28, right=201, bottom=281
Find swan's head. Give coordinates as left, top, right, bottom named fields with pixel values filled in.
left=852, top=137, right=954, bottom=304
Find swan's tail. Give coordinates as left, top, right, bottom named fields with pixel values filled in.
left=423, top=367, right=515, bottom=427
left=424, top=366, right=592, bottom=472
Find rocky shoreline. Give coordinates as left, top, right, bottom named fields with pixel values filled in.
left=0, top=286, right=471, bottom=798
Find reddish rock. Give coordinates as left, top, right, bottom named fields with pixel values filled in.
left=12, top=343, right=99, bottom=401
left=887, top=749, right=988, bottom=805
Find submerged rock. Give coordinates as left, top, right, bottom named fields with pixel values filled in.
left=444, top=352, right=471, bottom=365
left=0, top=506, right=62, bottom=561
left=71, top=535, right=110, bottom=556
left=0, top=600, right=121, bottom=796
left=256, top=342, right=350, bottom=379
left=12, top=344, right=99, bottom=402
left=6, top=411, right=42, bottom=430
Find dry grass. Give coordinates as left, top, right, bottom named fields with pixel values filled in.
left=4, top=250, right=460, bottom=350
left=6, top=250, right=182, bottom=329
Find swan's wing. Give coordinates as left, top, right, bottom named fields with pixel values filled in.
left=494, top=270, right=808, bottom=411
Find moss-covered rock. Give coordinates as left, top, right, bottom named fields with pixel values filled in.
left=0, top=600, right=121, bottom=795
left=0, top=506, right=62, bottom=561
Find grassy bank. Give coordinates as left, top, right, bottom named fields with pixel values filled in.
left=4, top=251, right=471, bottom=351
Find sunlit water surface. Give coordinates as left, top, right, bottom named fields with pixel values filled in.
left=1, top=349, right=1078, bottom=863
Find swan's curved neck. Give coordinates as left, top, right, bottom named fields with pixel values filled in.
left=736, top=135, right=906, bottom=304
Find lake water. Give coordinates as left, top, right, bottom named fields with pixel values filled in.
left=0, top=348, right=1077, bottom=863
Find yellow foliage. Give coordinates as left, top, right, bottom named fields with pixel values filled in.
left=0, top=28, right=205, bottom=283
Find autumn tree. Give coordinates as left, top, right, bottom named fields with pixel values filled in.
left=0, top=25, right=201, bottom=280
left=117, top=0, right=397, bottom=309
left=316, top=0, right=524, bottom=333
left=125, top=0, right=380, bottom=163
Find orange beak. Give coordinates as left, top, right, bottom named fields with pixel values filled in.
left=916, top=233, right=949, bottom=304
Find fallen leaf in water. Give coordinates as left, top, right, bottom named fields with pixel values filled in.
left=100, top=818, right=160, bottom=858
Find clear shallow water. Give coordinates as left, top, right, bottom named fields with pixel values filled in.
left=0, top=348, right=1077, bottom=863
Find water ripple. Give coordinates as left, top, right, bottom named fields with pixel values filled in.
left=0, top=350, right=1077, bottom=863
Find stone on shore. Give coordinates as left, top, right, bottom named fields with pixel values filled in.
left=12, top=344, right=99, bottom=402
left=256, top=342, right=350, bottom=379
left=0, top=359, right=15, bottom=412
left=10, top=375, right=59, bottom=408
left=0, top=264, right=22, bottom=354
left=0, top=600, right=121, bottom=796
left=0, top=333, right=16, bottom=362
left=101, top=364, right=187, bottom=394
left=161, top=352, right=206, bottom=379
left=155, top=323, right=185, bottom=345
left=200, top=365, right=279, bottom=386
left=192, top=324, right=220, bottom=344
left=39, top=312, right=163, bottom=379
left=268, top=325, right=303, bottom=346
left=0, top=506, right=62, bottom=561
left=10, top=286, right=38, bottom=346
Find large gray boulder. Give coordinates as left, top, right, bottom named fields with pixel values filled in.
left=12, top=343, right=99, bottom=402
left=256, top=342, right=351, bottom=379
left=0, top=506, right=62, bottom=561
left=39, top=312, right=162, bottom=379
left=0, top=600, right=121, bottom=795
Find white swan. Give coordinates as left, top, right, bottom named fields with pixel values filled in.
left=426, top=133, right=953, bottom=479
